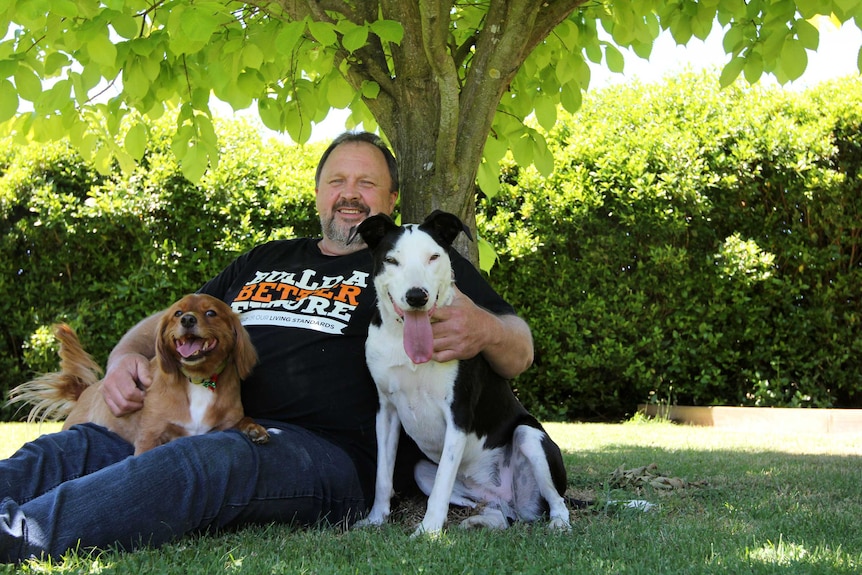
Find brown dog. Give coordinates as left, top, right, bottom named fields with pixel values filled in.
left=8, top=294, right=269, bottom=454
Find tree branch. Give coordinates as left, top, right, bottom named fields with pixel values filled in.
left=418, top=0, right=460, bottom=176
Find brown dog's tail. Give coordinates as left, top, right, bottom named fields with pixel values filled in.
left=6, top=324, right=102, bottom=423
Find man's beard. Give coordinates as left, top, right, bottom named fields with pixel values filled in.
left=320, top=201, right=369, bottom=247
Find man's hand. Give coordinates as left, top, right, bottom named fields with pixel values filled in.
left=430, top=287, right=533, bottom=379
left=101, top=353, right=153, bottom=417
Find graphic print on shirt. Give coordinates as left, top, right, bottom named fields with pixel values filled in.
left=231, top=267, right=370, bottom=335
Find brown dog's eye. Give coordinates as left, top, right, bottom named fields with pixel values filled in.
left=206, top=310, right=217, bottom=317
left=174, top=310, right=183, bottom=317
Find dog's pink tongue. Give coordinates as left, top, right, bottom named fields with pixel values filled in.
left=177, top=339, right=203, bottom=358
left=403, top=310, right=433, bottom=364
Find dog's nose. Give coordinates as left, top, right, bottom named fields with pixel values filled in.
left=405, top=287, right=429, bottom=308
left=180, top=313, right=197, bottom=329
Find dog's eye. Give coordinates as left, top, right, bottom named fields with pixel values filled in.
left=430, top=253, right=440, bottom=262
left=174, top=310, right=183, bottom=317
left=384, top=256, right=398, bottom=265
left=205, top=310, right=217, bottom=317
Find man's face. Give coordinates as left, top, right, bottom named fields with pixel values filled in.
left=315, top=141, right=398, bottom=246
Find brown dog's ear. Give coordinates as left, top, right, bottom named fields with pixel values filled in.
left=231, top=316, right=258, bottom=380
left=155, top=310, right=181, bottom=376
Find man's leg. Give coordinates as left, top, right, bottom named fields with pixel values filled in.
left=1, top=421, right=366, bottom=562
left=0, top=423, right=134, bottom=505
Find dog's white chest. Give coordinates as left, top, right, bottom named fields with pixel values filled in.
left=367, top=325, right=458, bottom=457
left=185, top=383, right=216, bottom=435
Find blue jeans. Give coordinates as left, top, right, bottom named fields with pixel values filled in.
left=0, top=421, right=367, bottom=562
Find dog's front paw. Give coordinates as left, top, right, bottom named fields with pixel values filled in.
left=354, top=510, right=389, bottom=529
left=548, top=515, right=572, bottom=531
left=237, top=417, right=270, bottom=444
left=411, top=522, right=444, bottom=538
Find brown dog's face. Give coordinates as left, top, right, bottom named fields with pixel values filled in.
left=155, top=294, right=258, bottom=379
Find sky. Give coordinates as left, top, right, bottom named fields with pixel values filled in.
left=300, top=17, right=862, bottom=143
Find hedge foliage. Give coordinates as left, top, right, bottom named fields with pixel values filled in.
left=481, top=73, right=862, bottom=420
left=0, top=119, right=322, bottom=419
left=3, top=73, right=862, bottom=421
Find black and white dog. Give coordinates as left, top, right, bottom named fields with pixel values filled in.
left=353, top=210, right=570, bottom=535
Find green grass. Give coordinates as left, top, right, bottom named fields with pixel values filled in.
left=2, top=419, right=861, bottom=574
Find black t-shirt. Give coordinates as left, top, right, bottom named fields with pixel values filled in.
left=198, top=237, right=515, bottom=499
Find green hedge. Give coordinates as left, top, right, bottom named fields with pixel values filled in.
left=0, top=119, right=322, bottom=419
left=480, top=73, right=862, bottom=420
left=3, top=73, right=862, bottom=421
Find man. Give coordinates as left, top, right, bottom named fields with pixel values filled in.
left=0, top=131, right=533, bottom=562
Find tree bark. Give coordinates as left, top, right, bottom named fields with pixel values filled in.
left=274, top=0, right=586, bottom=264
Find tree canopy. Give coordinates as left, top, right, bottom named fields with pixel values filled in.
left=1, top=1, right=861, bottom=260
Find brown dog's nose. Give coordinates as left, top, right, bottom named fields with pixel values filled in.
left=180, top=314, right=197, bottom=329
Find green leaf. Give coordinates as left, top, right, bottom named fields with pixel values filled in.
left=44, top=52, right=70, bottom=75
left=719, top=56, right=745, bottom=87
left=284, top=103, right=311, bottom=144
left=477, top=159, right=500, bottom=198
left=326, top=74, right=354, bottom=108
left=242, top=44, right=264, bottom=69
left=534, top=94, right=557, bottom=131
left=605, top=44, right=625, bottom=73
left=124, top=122, right=147, bottom=161
left=554, top=19, right=580, bottom=51
left=560, top=80, right=582, bottom=113
left=780, top=39, right=808, bottom=80
left=370, top=19, right=404, bottom=44
left=794, top=18, right=820, bottom=50
left=0, top=78, right=18, bottom=122
left=483, top=135, right=508, bottom=164
left=87, top=33, right=117, bottom=67
left=341, top=24, right=368, bottom=53
left=361, top=80, right=380, bottom=99
left=308, top=20, right=337, bottom=46
left=276, top=20, right=306, bottom=55
left=258, top=97, right=283, bottom=131
left=180, top=141, right=208, bottom=182
left=477, top=236, right=499, bottom=274
left=532, top=135, right=554, bottom=176
left=743, top=52, right=764, bottom=83
left=111, top=12, right=139, bottom=40
left=50, top=0, right=78, bottom=18
left=511, top=133, right=534, bottom=166
left=14, top=65, right=42, bottom=102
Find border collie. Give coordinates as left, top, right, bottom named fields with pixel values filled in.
left=353, top=210, right=570, bottom=535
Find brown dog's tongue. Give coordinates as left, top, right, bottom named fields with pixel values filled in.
left=403, top=310, right=433, bottom=364
left=177, top=339, right=204, bottom=358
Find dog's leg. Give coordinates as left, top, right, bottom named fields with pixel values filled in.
left=415, top=422, right=468, bottom=536
left=355, top=400, right=400, bottom=527
left=134, top=422, right=187, bottom=456
left=511, top=426, right=571, bottom=531
left=460, top=506, right=509, bottom=530
left=234, top=416, right=270, bottom=444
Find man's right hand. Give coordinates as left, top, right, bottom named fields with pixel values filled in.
left=101, top=353, right=153, bottom=417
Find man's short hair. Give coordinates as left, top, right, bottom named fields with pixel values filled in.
left=315, top=131, right=399, bottom=193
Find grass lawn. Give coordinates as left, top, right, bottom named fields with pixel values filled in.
left=1, top=419, right=861, bottom=574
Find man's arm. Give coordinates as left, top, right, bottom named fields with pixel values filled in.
left=100, top=311, right=162, bottom=416
left=430, top=287, right=534, bottom=379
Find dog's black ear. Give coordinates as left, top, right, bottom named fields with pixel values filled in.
left=420, top=210, right=473, bottom=246
left=354, top=213, right=399, bottom=251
